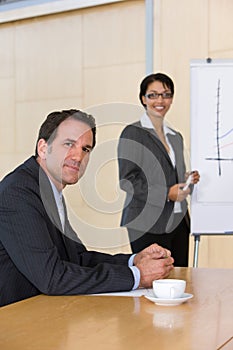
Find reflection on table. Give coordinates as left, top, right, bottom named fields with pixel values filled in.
left=0, top=267, right=232, bottom=350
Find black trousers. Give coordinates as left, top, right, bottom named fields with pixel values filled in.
left=128, top=215, right=190, bottom=267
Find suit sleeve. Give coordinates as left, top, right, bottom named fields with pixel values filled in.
left=0, top=182, right=134, bottom=296
left=118, top=125, right=168, bottom=208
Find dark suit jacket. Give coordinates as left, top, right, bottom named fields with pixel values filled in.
left=0, top=157, right=134, bottom=307
left=118, top=121, right=189, bottom=234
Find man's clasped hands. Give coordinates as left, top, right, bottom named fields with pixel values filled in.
left=134, top=243, right=174, bottom=288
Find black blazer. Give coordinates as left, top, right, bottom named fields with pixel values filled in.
left=118, top=121, right=189, bottom=234
left=0, top=157, right=134, bottom=307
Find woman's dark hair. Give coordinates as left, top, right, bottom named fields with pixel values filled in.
left=139, top=73, right=174, bottom=108
left=35, top=109, right=96, bottom=156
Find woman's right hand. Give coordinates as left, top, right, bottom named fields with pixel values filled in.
left=168, top=183, right=190, bottom=202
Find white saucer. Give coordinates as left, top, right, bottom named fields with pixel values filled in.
left=144, top=293, right=193, bottom=306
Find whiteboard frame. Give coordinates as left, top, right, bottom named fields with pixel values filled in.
left=190, top=58, right=233, bottom=267
left=190, top=58, right=233, bottom=235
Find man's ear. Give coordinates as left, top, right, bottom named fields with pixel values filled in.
left=37, top=139, right=47, bottom=160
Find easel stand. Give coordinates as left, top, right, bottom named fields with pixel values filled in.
left=193, top=234, right=201, bottom=267
left=192, top=232, right=233, bottom=267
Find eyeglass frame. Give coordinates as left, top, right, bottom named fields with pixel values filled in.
left=144, top=92, right=173, bottom=100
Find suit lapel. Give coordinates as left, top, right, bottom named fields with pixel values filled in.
left=167, top=133, right=179, bottom=154
left=142, top=126, right=180, bottom=182
left=145, top=127, right=175, bottom=168
left=166, top=133, right=180, bottom=182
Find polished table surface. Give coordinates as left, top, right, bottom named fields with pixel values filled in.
left=0, top=268, right=232, bottom=350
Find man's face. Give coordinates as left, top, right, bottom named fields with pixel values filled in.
left=38, top=118, right=93, bottom=191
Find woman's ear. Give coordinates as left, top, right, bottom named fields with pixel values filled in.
left=142, top=95, right=147, bottom=107
left=37, top=139, right=47, bottom=160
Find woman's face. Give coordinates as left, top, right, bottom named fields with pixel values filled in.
left=142, top=80, right=173, bottom=119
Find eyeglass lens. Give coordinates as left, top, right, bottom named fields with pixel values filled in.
left=145, top=92, right=173, bottom=99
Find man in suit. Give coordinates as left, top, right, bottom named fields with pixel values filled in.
left=0, top=109, right=174, bottom=306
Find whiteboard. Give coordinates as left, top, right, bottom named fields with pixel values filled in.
left=190, top=59, right=233, bottom=234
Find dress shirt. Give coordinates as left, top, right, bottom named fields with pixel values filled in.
left=140, top=113, right=182, bottom=213
left=128, top=254, right=140, bottom=289
left=49, top=179, right=65, bottom=231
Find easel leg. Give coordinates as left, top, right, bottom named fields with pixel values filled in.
left=193, top=234, right=200, bottom=268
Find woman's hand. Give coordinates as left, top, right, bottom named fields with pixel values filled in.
left=168, top=170, right=200, bottom=202
left=168, top=183, right=190, bottom=202
left=187, top=170, right=200, bottom=185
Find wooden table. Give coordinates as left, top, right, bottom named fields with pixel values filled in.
left=0, top=268, right=232, bottom=350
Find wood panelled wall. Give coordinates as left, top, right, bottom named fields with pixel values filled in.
left=0, top=0, right=233, bottom=267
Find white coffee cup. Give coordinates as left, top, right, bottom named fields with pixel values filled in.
left=153, top=279, right=186, bottom=299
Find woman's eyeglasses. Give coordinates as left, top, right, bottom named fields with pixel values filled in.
left=145, top=92, right=173, bottom=100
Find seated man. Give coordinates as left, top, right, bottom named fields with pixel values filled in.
left=0, top=109, right=174, bottom=306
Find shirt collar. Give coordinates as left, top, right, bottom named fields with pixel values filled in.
left=48, top=177, right=63, bottom=203
left=140, top=112, right=176, bottom=136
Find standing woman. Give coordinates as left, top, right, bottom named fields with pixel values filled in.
left=118, top=73, right=200, bottom=266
